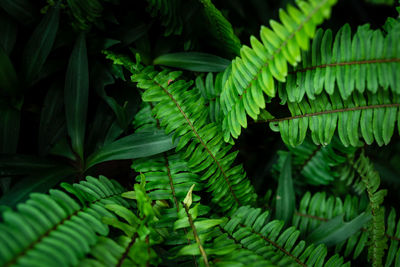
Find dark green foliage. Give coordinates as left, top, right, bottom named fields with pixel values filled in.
left=0, top=0, right=399, bottom=266
left=270, top=89, right=400, bottom=147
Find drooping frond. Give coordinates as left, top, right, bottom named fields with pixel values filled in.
left=293, top=191, right=370, bottom=259
left=145, top=0, right=183, bottom=36
left=172, top=192, right=349, bottom=266
left=195, top=72, right=224, bottom=124
left=283, top=22, right=400, bottom=103
left=220, top=0, right=337, bottom=142
left=105, top=52, right=257, bottom=214
left=0, top=176, right=128, bottom=267
left=78, top=176, right=161, bottom=266
left=219, top=206, right=349, bottom=266
left=274, top=136, right=359, bottom=185
left=198, top=0, right=241, bottom=56
left=357, top=151, right=388, bottom=267
left=269, top=88, right=400, bottom=147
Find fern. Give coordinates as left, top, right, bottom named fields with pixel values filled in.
left=66, top=0, right=103, bottom=30
left=269, top=88, right=400, bottom=147
left=78, top=176, right=161, bottom=266
left=274, top=136, right=359, bottom=185
left=220, top=206, right=349, bottom=266
left=105, top=52, right=257, bottom=213
left=384, top=208, right=400, bottom=267
left=282, top=22, right=400, bottom=103
left=145, top=0, right=183, bottom=36
left=198, top=0, right=241, bottom=56
left=293, top=191, right=369, bottom=259
left=1, top=1, right=399, bottom=266
left=195, top=72, right=225, bottom=124
left=0, top=176, right=127, bottom=266
left=356, top=152, right=388, bottom=267
left=220, top=0, right=337, bottom=142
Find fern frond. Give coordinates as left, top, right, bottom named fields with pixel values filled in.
left=198, top=0, right=241, bottom=56
left=145, top=0, right=183, bottom=36
left=269, top=88, right=400, bottom=147
left=357, top=151, right=388, bottom=267
left=283, top=22, right=400, bottom=103
left=78, top=176, right=161, bottom=267
left=105, top=52, right=257, bottom=214
left=131, top=153, right=204, bottom=207
left=0, top=176, right=127, bottom=267
left=219, top=206, right=349, bottom=266
left=220, top=0, right=337, bottom=142
left=293, top=191, right=370, bottom=259
left=384, top=208, right=400, bottom=267
left=274, top=136, right=359, bottom=185
left=66, top=0, right=103, bottom=31
left=195, top=72, right=224, bottom=124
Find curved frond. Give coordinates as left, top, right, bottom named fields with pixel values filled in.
left=283, top=22, right=400, bottom=103
left=219, top=206, right=349, bottom=266
left=0, top=176, right=127, bottom=267
left=274, top=136, right=359, bottom=185
left=66, top=0, right=103, bottom=31
left=220, top=0, right=337, bottom=142
left=105, top=52, right=257, bottom=214
left=269, top=88, right=400, bottom=147
left=357, top=152, right=388, bottom=266
left=293, top=191, right=369, bottom=259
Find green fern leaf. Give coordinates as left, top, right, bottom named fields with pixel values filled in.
left=0, top=176, right=128, bottom=267
left=198, top=0, right=241, bottom=56
left=283, top=22, right=400, bottom=103
left=220, top=0, right=337, bottom=142
left=195, top=72, right=225, bottom=124
left=105, top=52, right=257, bottom=214
left=269, top=88, right=400, bottom=147
left=274, top=136, right=360, bottom=185
left=66, top=0, right=103, bottom=31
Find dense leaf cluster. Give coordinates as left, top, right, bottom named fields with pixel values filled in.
left=0, top=0, right=400, bottom=266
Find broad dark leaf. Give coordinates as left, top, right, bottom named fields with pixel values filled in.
left=275, top=153, right=295, bottom=224
left=22, top=3, right=60, bottom=85
left=64, top=33, right=89, bottom=160
left=0, top=106, right=20, bottom=153
left=0, top=154, right=60, bottom=176
left=85, top=130, right=177, bottom=169
left=153, top=52, right=230, bottom=72
left=0, top=0, right=37, bottom=25
left=0, top=166, right=76, bottom=208
left=38, top=82, right=66, bottom=155
left=306, top=212, right=371, bottom=247
left=0, top=10, right=17, bottom=55
left=0, top=46, right=19, bottom=96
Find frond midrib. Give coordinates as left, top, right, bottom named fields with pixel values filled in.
left=237, top=0, right=331, bottom=100
left=266, top=103, right=400, bottom=123
left=240, top=223, right=308, bottom=267
left=5, top=192, right=123, bottom=267
left=288, top=58, right=400, bottom=74
left=116, top=233, right=139, bottom=267
left=149, top=77, right=241, bottom=206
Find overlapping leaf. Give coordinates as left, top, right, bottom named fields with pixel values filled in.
left=220, top=0, right=337, bottom=142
